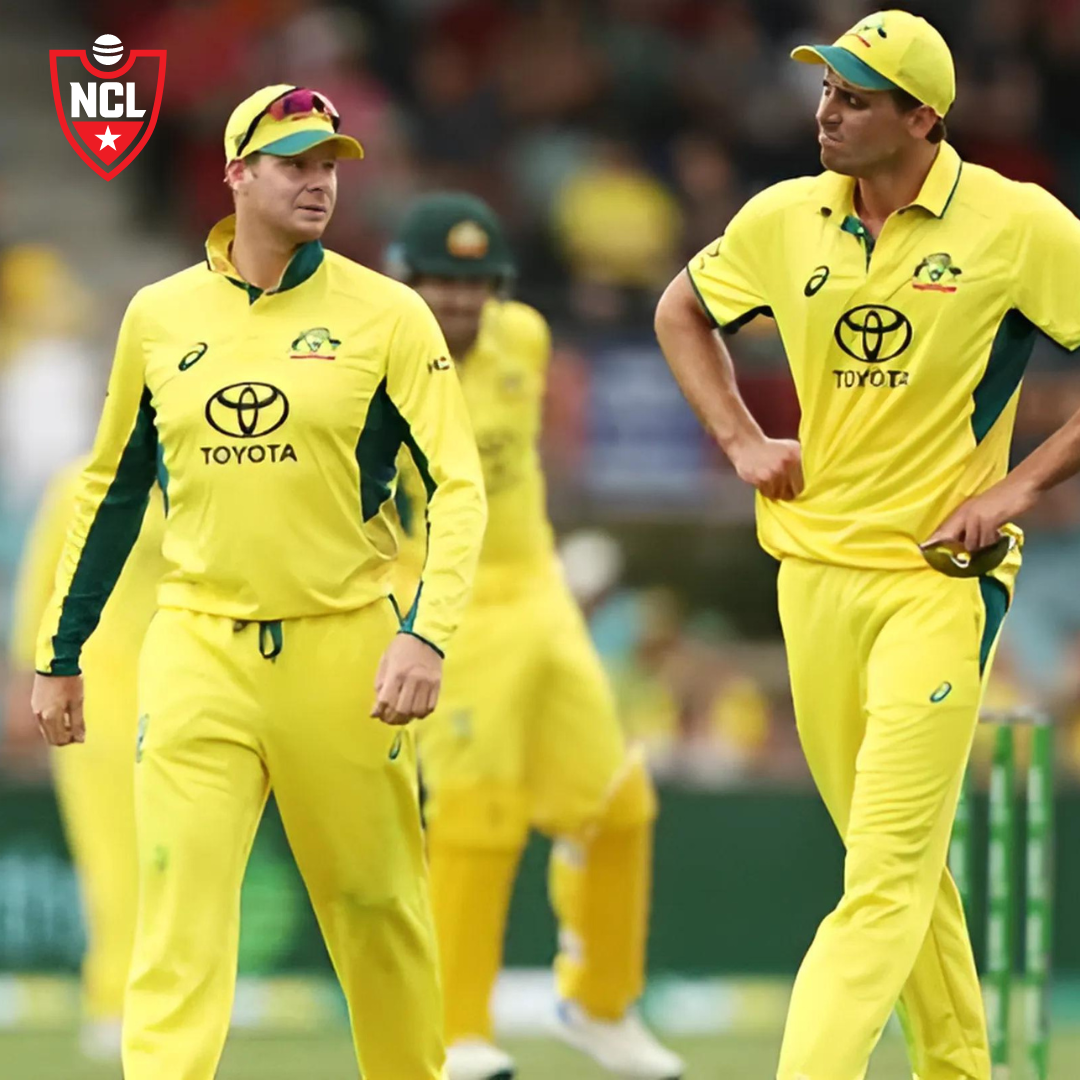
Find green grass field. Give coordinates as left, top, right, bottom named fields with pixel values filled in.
left=3, top=1029, right=1080, bottom=1079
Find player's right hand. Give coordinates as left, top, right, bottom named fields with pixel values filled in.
left=729, top=436, right=804, bottom=500
left=371, top=633, right=443, bottom=726
left=30, top=674, right=86, bottom=747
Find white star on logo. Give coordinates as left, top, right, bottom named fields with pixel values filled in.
left=96, top=126, right=121, bottom=150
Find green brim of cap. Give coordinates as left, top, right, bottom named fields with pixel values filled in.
left=791, top=44, right=900, bottom=92
left=398, top=252, right=515, bottom=281
left=256, top=130, right=364, bottom=159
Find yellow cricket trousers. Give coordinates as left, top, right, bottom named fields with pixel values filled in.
left=419, top=571, right=657, bottom=1040
left=122, top=602, right=445, bottom=1080
left=776, top=557, right=1017, bottom=1080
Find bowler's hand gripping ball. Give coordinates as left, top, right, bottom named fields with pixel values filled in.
left=919, top=532, right=1014, bottom=578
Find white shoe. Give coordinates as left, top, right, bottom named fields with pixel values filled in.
left=79, top=1018, right=123, bottom=1062
left=446, top=1037, right=516, bottom=1080
left=554, top=1000, right=684, bottom=1079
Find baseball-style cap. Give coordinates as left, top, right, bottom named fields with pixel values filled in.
left=223, top=84, right=364, bottom=162
left=388, top=193, right=516, bottom=282
left=791, top=10, right=955, bottom=118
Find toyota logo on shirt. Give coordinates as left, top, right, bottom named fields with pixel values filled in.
left=205, top=382, right=289, bottom=438
left=834, top=305, right=913, bottom=363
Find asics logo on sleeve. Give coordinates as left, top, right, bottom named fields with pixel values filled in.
left=804, top=265, right=830, bottom=296
left=930, top=681, right=953, bottom=703
left=179, top=342, right=208, bottom=370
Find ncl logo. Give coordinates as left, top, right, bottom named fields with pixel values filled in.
left=49, top=34, right=166, bottom=181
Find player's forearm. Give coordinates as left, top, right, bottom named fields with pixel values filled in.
left=1008, top=405, right=1080, bottom=495
left=36, top=490, right=152, bottom=675
left=407, top=475, right=487, bottom=653
left=37, top=297, right=158, bottom=675
left=655, top=274, right=765, bottom=458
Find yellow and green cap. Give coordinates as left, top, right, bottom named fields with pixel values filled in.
left=791, top=10, right=955, bottom=118
left=223, top=84, right=364, bottom=162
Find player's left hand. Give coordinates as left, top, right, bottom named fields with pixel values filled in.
left=371, top=633, right=443, bottom=726
left=925, top=476, right=1038, bottom=552
left=30, top=673, right=86, bottom=747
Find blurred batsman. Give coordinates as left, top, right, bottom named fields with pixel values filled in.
left=389, top=194, right=683, bottom=1080
left=656, top=10, right=1080, bottom=1080
left=8, top=461, right=164, bottom=1061
left=32, top=86, right=486, bottom=1079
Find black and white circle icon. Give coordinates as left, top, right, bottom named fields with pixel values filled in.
left=92, top=34, right=125, bottom=67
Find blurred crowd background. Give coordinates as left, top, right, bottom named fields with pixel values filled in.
left=5, top=0, right=1080, bottom=793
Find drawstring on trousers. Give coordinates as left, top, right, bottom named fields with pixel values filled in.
left=233, top=619, right=284, bottom=661
left=231, top=616, right=402, bottom=758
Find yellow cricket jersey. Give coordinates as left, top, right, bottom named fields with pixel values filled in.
left=37, top=216, right=486, bottom=675
left=14, top=459, right=165, bottom=675
left=399, top=299, right=557, bottom=601
left=688, top=142, right=1080, bottom=568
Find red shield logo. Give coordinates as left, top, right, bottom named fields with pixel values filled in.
left=49, top=40, right=166, bottom=181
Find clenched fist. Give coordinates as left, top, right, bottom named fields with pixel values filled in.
left=371, top=633, right=443, bottom=726
left=31, top=674, right=85, bottom=747
left=730, top=436, right=804, bottom=501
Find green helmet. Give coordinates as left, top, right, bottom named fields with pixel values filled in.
left=388, top=192, right=516, bottom=283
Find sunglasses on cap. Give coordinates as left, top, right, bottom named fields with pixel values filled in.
left=235, top=88, right=341, bottom=158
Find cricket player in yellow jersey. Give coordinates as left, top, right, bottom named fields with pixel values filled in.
left=31, top=86, right=486, bottom=1080
left=388, top=193, right=683, bottom=1080
left=7, top=461, right=164, bottom=1061
left=657, top=12, right=1080, bottom=1080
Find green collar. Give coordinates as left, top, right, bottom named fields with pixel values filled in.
left=204, top=215, right=324, bottom=303
left=841, top=214, right=875, bottom=267
left=907, top=142, right=963, bottom=219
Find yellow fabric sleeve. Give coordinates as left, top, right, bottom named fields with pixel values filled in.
left=386, top=289, right=486, bottom=654
left=10, top=463, right=85, bottom=671
left=509, top=299, right=552, bottom=375
left=1014, top=185, right=1080, bottom=351
left=686, top=198, right=775, bottom=330
left=36, top=294, right=158, bottom=675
